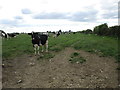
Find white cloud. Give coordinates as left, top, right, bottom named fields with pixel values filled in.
left=0, top=0, right=119, bottom=33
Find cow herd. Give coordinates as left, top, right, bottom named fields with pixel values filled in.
left=0, top=30, right=19, bottom=39
left=1, top=29, right=76, bottom=55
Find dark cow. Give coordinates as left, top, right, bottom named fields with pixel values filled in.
left=7, top=33, right=15, bottom=37
left=7, top=32, right=19, bottom=38
left=31, top=32, right=48, bottom=55
left=73, top=32, right=76, bottom=34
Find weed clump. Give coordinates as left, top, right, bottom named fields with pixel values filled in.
left=69, top=52, right=86, bottom=64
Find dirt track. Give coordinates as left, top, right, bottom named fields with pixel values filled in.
left=2, top=48, right=118, bottom=88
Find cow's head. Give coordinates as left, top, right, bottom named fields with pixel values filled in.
left=31, top=32, right=40, bottom=40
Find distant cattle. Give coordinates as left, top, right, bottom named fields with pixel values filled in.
left=7, top=33, right=19, bottom=38
left=63, top=31, right=71, bottom=34
left=7, top=33, right=16, bottom=37
left=53, top=31, right=61, bottom=38
left=73, top=32, right=76, bottom=34
left=30, top=32, right=48, bottom=55
left=56, top=31, right=61, bottom=37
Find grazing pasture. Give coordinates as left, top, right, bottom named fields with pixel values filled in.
left=2, top=33, right=119, bottom=88
left=2, top=33, right=118, bottom=61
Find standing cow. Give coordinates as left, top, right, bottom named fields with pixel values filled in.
left=31, top=32, right=48, bottom=55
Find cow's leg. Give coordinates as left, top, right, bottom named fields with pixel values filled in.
left=41, top=45, right=44, bottom=52
left=37, top=46, right=40, bottom=55
left=34, top=45, right=37, bottom=55
left=53, top=34, right=56, bottom=38
left=45, top=40, right=48, bottom=52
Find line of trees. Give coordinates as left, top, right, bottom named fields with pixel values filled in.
left=79, top=23, right=120, bottom=37
left=80, top=29, right=92, bottom=34
left=93, top=23, right=120, bottom=37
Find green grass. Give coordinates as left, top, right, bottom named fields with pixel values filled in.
left=2, top=34, right=33, bottom=59
left=2, top=33, right=119, bottom=62
left=72, top=34, right=118, bottom=62
left=49, top=33, right=118, bottom=62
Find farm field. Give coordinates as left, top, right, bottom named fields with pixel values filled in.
left=2, top=33, right=119, bottom=88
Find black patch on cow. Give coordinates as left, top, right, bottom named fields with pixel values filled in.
left=31, top=32, right=48, bottom=47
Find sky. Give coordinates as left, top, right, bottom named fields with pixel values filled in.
left=0, top=0, right=119, bottom=33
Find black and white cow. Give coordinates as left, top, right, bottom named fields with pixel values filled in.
left=7, top=33, right=16, bottom=38
left=0, top=30, right=8, bottom=39
left=56, top=31, right=61, bottom=37
left=7, top=32, right=20, bottom=38
left=53, top=31, right=61, bottom=38
left=31, top=32, right=48, bottom=55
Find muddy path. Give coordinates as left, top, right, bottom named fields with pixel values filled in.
left=2, top=48, right=118, bottom=88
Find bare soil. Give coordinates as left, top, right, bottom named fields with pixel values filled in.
left=2, top=48, right=119, bottom=88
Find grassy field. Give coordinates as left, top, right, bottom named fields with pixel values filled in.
left=2, top=33, right=119, bottom=62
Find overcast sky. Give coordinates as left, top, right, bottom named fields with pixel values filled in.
left=0, top=0, right=119, bottom=33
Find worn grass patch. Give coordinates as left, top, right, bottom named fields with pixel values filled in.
left=37, top=52, right=55, bottom=60
left=70, top=52, right=79, bottom=58
left=69, top=57, right=86, bottom=64
left=49, top=46, right=63, bottom=52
